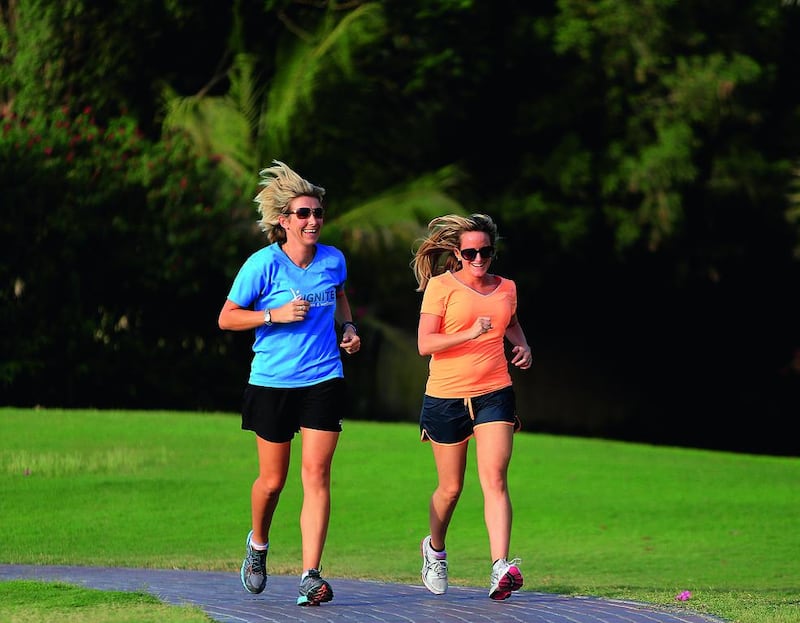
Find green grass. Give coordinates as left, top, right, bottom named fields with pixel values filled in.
left=0, top=580, right=209, bottom=622
left=1, top=407, right=798, bottom=623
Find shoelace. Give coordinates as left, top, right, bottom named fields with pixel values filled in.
left=429, top=558, right=448, bottom=578
left=250, top=550, right=266, bottom=574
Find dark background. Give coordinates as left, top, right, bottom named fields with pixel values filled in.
left=1, top=1, right=798, bottom=457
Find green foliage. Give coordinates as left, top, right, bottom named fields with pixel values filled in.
left=545, top=1, right=797, bottom=256
left=662, top=53, right=762, bottom=124
left=162, top=2, right=386, bottom=177
left=161, top=54, right=261, bottom=184
left=1, top=1, right=233, bottom=126
left=1, top=0, right=798, bottom=427
left=3, top=2, right=143, bottom=115
left=257, top=1, right=387, bottom=157
left=0, top=105, right=245, bottom=406
left=322, top=165, right=468, bottom=324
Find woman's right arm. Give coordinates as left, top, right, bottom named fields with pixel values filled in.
left=218, top=299, right=265, bottom=331
left=417, top=312, right=486, bottom=356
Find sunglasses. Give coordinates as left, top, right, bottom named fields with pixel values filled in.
left=459, top=246, right=495, bottom=261
left=285, top=207, right=325, bottom=219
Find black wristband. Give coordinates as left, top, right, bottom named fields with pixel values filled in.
left=342, top=321, right=357, bottom=333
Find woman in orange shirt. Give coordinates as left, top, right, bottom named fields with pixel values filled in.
left=410, top=213, right=532, bottom=601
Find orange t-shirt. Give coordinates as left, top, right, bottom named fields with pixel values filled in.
left=420, top=271, right=517, bottom=398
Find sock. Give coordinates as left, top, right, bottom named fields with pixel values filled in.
left=429, top=543, right=447, bottom=559
left=249, top=538, right=268, bottom=551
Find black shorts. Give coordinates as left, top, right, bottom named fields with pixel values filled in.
left=419, top=386, right=521, bottom=444
left=241, top=378, right=347, bottom=443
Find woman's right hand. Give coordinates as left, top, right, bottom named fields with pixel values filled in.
left=275, top=297, right=311, bottom=323
left=471, top=316, right=492, bottom=339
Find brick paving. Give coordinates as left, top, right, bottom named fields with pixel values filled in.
left=0, top=564, right=727, bottom=623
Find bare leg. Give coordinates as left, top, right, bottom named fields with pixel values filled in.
left=299, top=427, right=340, bottom=571
left=428, top=441, right=468, bottom=550
left=474, top=423, right=514, bottom=562
left=252, top=436, right=291, bottom=545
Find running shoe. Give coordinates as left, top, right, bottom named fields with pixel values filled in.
left=420, top=535, right=448, bottom=595
left=240, top=530, right=268, bottom=594
left=296, top=568, right=333, bottom=606
left=488, top=557, right=523, bottom=600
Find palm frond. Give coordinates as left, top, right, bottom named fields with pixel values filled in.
left=324, top=166, right=467, bottom=253
left=261, top=3, right=385, bottom=156
left=161, top=54, right=261, bottom=183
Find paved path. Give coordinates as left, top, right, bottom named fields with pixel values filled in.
left=0, top=564, right=726, bottom=623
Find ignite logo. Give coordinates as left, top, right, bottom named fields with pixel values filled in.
left=291, top=287, right=336, bottom=307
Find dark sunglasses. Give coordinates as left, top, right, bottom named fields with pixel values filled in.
left=285, top=207, right=325, bottom=219
left=459, top=246, right=495, bottom=261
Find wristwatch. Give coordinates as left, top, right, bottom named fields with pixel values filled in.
left=263, top=309, right=272, bottom=326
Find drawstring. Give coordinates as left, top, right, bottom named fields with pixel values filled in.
left=464, top=397, right=475, bottom=420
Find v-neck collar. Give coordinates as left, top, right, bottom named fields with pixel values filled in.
left=448, top=270, right=501, bottom=296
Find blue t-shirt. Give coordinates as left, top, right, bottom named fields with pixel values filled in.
left=227, top=243, right=347, bottom=388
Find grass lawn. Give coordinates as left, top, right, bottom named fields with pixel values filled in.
left=1, top=407, right=798, bottom=623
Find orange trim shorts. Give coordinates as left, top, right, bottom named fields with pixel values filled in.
left=419, top=386, right=520, bottom=444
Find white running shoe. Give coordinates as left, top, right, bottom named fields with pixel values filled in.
left=489, top=557, right=523, bottom=600
left=420, top=535, right=448, bottom=595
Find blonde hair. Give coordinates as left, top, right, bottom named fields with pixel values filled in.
left=410, top=213, right=499, bottom=292
left=254, top=160, right=326, bottom=244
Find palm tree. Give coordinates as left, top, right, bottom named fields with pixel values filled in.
left=161, top=0, right=467, bottom=298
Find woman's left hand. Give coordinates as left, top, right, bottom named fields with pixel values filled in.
left=340, top=332, right=361, bottom=355
left=510, top=344, right=532, bottom=369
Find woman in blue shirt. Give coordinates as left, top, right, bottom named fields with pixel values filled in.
left=218, top=160, right=360, bottom=607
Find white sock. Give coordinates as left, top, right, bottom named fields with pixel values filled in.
left=429, top=543, right=447, bottom=559
left=249, top=538, right=268, bottom=551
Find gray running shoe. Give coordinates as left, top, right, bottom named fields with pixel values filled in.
left=240, top=530, right=268, bottom=594
left=489, top=557, right=523, bottom=600
left=420, top=535, right=448, bottom=595
left=296, top=568, right=333, bottom=606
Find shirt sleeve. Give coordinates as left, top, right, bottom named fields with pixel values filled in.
left=420, top=276, right=448, bottom=317
left=227, top=253, right=267, bottom=309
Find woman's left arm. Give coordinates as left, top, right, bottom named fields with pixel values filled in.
left=335, top=289, right=361, bottom=354
left=505, top=314, right=532, bottom=369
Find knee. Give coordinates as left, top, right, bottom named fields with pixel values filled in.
left=255, top=476, right=285, bottom=497
left=480, top=473, right=508, bottom=495
left=436, top=483, right=463, bottom=505
left=301, top=463, right=332, bottom=488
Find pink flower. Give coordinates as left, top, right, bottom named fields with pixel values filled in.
left=675, top=590, right=692, bottom=601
